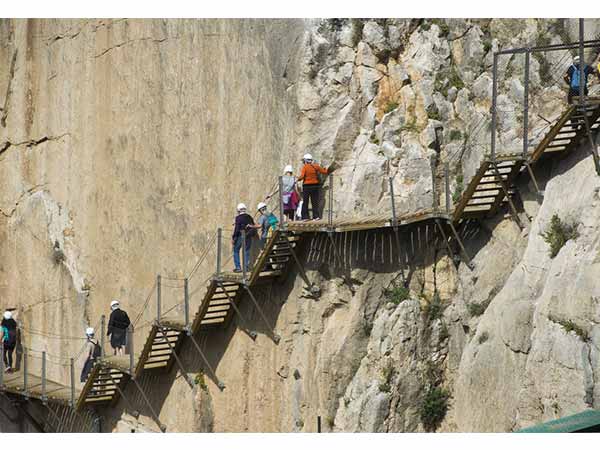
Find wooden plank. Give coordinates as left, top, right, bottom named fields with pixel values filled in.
left=453, top=160, right=491, bottom=222
left=488, top=160, right=525, bottom=216
left=530, top=105, right=576, bottom=163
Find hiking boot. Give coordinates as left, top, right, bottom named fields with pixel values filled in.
left=233, top=268, right=242, bottom=273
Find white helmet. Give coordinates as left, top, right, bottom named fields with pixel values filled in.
left=110, top=300, right=120, bottom=309
left=257, top=202, right=267, bottom=211
left=86, top=327, right=95, bottom=336
left=574, top=55, right=580, bottom=64
left=237, top=203, right=247, bottom=212
left=3, top=311, right=11, bottom=320
left=284, top=165, right=293, bottom=174
left=303, top=153, right=313, bottom=161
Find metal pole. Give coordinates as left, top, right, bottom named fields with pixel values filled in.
left=242, top=284, right=281, bottom=344
left=579, top=19, right=585, bottom=107
left=241, top=229, right=247, bottom=284
left=0, top=343, right=4, bottom=389
left=317, top=415, right=322, bottom=433
left=491, top=52, right=498, bottom=161
left=23, top=348, right=28, bottom=397
left=184, top=278, right=190, bottom=331
left=444, top=162, right=451, bottom=213
left=216, top=228, right=222, bottom=277
left=128, top=325, right=134, bottom=377
left=431, top=154, right=438, bottom=211
left=156, top=274, right=162, bottom=324
left=130, top=377, right=166, bottom=432
left=158, top=327, right=194, bottom=388
left=100, top=314, right=106, bottom=357
left=278, top=176, right=285, bottom=229
left=42, top=351, right=47, bottom=404
left=70, top=358, right=75, bottom=407
left=523, top=50, right=530, bottom=158
left=217, top=282, right=257, bottom=340
left=328, top=175, right=334, bottom=228
left=389, top=177, right=397, bottom=226
left=187, top=333, right=225, bottom=390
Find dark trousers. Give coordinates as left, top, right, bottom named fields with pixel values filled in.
left=301, top=184, right=321, bottom=220
left=3, top=345, right=14, bottom=368
left=568, top=86, right=588, bottom=104
left=284, top=209, right=295, bottom=220
left=233, top=235, right=252, bottom=271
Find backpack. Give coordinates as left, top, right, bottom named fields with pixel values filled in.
left=571, top=65, right=582, bottom=89
left=2, top=325, right=15, bottom=346
left=267, top=213, right=279, bottom=230
left=309, top=163, right=326, bottom=185
left=91, top=340, right=102, bottom=359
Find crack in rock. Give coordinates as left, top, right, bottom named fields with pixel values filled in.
left=1, top=49, right=18, bottom=128
left=0, top=133, right=70, bottom=157
left=93, top=37, right=170, bottom=59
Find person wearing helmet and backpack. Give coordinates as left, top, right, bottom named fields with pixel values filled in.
left=80, top=327, right=101, bottom=382
left=253, top=202, right=279, bottom=247
left=298, top=153, right=329, bottom=220
left=564, top=55, right=596, bottom=104
left=232, top=203, right=256, bottom=273
left=1, top=310, right=17, bottom=373
left=107, top=300, right=130, bottom=356
left=281, top=165, right=300, bottom=221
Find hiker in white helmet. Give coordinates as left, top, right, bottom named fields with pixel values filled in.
left=298, top=152, right=330, bottom=221
left=232, top=202, right=256, bottom=272
left=564, top=54, right=597, bottom=104
left=80, top=327, right=101, bottom=382
left=253, top=202, right=279, bottom=248
left=281, top=164, right=300, bottom=221
left=1, top=310, right=16, bottom=373
left=107, top=300, right=130, bottom=356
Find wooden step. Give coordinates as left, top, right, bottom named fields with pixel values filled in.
left=203, top=311, right=228, bottom=319
left=200, top=317, right=226, bottom=325
left=207, top=304, right=231, bottom=313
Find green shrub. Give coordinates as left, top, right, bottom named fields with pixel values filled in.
left=541, top=214, right=579, bottom=258
left=449, top=130, right=463, bottom=141
left=478, top=331, right=489, bottom=344
left=424, top=292, right=443, bottom=321
left=549, top=315, right=589, bottom=342
left=379, top=362, right=395, bottom=393
left=419, top=386, right=450, bottom=432
left=385, top=284, right=410, bottom=305
left=431, top=19, right=450, bottom=37
left=369, top=133, right=380, bottom=145
left=194, top=372, right=208, bottom=391
left=482, top=39, right=493, bottom=54
left=384, top=101, right=399, bottom=114
left=467, top=299, right=490, bottom=317
left=400, top=118, right=419, bottom=133
left=427, top=105, right=441, bottom=121
left=452, top=174, right=464, bottom=204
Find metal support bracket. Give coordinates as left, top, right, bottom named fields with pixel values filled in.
left=524, top=162, right=542, bottom=195
left=447, top=220, right=475, bottom=270
left=111, top=375, right=140, bottom=419
left=217, top=282, right=257, bottom=340
left=435, top=219, right=458, bottom=266
left=43, top=404, right=62, bottom=432
left=582, top=113, right=600, bottom=175
left=242, top=284, right=281, bottom=344
left=130, top=377, right=166, bottom=433
left=283, top=234, right=320, bottom=297
left=158, top=327, right=195, bottom=389
left=490, top=163, right=523, bottom=228
left=186, top=333, right=225, bottom=391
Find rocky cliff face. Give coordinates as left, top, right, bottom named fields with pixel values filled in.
left=2, top=17, right=600, bottom=432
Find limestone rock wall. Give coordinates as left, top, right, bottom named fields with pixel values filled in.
left=2, top=18, right=600, bottom=432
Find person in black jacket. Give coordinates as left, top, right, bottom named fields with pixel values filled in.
left=107, top=300, right=131, bottom=356
left=1, top=310, right=17, bottom=372
left=232, top=203, right=256, bottom=273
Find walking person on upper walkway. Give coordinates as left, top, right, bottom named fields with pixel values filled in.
left=107, top=300, right=130, bottom=356
left=564, top=55, right=597, bottom=104
left=80, top=327, right=101, bottom=382
left=232, top=203, right=256, bottom=273
left=1, top=310, right=16, bottom=373
left=298, top=153, right=329, bottom=221
left=281, top=165, right=300, bottom=221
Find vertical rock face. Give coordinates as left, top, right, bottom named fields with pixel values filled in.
left=2, top=17, right=600, bottom=432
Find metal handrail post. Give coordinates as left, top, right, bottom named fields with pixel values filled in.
left=23, top=348, right=28, bottom=397
left=278, top=176, right=285, bottom=229
left=523, top=50, right=530, bottom=158
left=41, top=351, right=47, bottom=404
left=156, top=274, right=162, bottom=324
left=100, top=314, right=106, bottom=357
left=70, top=358, right=75, bottom=407
left=241, top=230, right=247, bottom=284
left=579, top=19, right=585, bottom=108
left=389, top=177, right=397, bottom=227
left=328, top=175, right=334, bottom=228
left=445, top=162, right=451, bottom=213
left=216, top=228, right=222, bottom=277
left=184, top=278, right=190, bottom=330
left=0, top=343, right=4, bottom=389
left=128, top=325, right=134, bottom=377
left=491, top=52, right=498, bottom=161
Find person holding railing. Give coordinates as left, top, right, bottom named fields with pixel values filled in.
left=298, top=153, right=330, bottom=221
left=232, top=203, right=256, bottom=273
left=564, top=55, right=597, bottom=104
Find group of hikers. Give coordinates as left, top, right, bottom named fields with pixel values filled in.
left=0, top=301, right=131, bottom=384
left=231, top=153, right=334, bottom=273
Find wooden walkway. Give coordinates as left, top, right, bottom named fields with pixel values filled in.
left=5, top=98, right=600, bottom=432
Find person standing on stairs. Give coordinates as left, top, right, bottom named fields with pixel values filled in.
left=281, top=165, right=300, bottom=221
left=107, top=300, right=131, bottom=356
left=564, top=55, right=596, bottom=104
left=232, top=203, right=256, bottom=273
left=1, top=311, right=17, bottom=373
left=80, top=327, right=101, bottom=382
left=298, top=153, right=329, bottom=221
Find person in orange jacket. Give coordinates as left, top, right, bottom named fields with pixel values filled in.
left=297, top=153, right=329, bottom=220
